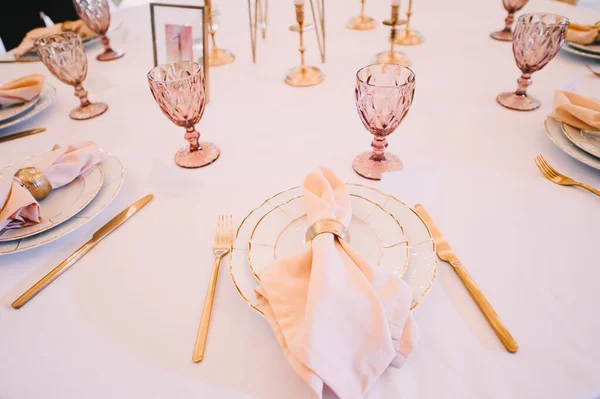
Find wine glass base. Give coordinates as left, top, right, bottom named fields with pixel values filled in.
left=69, top=102, right=108, bottom=120
left=97, top=49, right=125, bottom=61
left=490, top=30, right=513, bottom=41
left=496, top=91, right=541, bottom=111
left=209, top=48, right=235, bottom=67
left=284, top=66, right=324, bottom=87
left=347, top=16, right=377, bottom=30
left=375, top=51, right=411, bottom=66
left=352, top=152, right=403, bottom=180
left=175, top=142, right=220, bottom=168
left=393, top=29, right=424, bottom=45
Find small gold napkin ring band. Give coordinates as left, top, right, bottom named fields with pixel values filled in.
left=305, top=218, right=351, bottom=243
left=14, top=167, right=52, bottom=201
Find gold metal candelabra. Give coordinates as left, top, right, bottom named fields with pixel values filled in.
left=347, top=0, right=376, bottom=30
left=394, top=0, right=424, bottom=45
left=285, top=4, right=324, bottom=87
left=206, top=0, right=235, bottom=67
left=375, top=4, right=411, bottom=66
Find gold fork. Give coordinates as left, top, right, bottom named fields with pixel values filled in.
left=535, top=155, right=600, bottom=197
left=192, top=214, right=233, bottom=363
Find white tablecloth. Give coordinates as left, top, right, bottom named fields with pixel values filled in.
left=1, top=0, right=600, bottom=398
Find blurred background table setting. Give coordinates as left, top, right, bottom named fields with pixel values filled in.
left=0, top=0, right=599, bottom=398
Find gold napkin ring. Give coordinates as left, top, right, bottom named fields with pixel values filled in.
left=14, top=167, right=52, bottom=201
left=305, top=218, right=351, bottom=243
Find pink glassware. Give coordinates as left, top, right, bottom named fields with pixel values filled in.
left=490, top=0, right=529, bottom=42
left=497, top=13, right=569, bottom=111
left=147, top=61, right=220, bottom=169
left=73, top=0, right=124, bottom=61
left=353, top=64, right=415, bottom=180
left=35, top=32, right=108, bottom=120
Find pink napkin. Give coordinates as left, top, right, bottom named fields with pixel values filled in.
left=255, top=167, right=419, bottom=399
left=553, top=91, right=600, bottom=132
left=0, top=142, right=102, bottom=230
left=0, top=74, right=45, bottom=106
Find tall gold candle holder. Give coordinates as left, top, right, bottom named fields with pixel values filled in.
left=285, top=4, right=324, bottom=87
left=347, top=0, right=376, bottom=30
left=393, top=0, right=424, bottom=45
left=206, top=0, right=235, bottom=67
left=375, top=5, right=411, bottom=66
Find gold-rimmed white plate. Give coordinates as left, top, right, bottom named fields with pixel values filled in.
left=545, top=117, right=600, bottom=170
left=566, top=41, right=600, bottom=56
left=562, top=43, right=600, bottom=60
left=0, top=84, right=56, bottom=131
left=0, top=95, right=40, bottom=124
left=561, top=122, right=600, bottom=159
left=230, top=184, right=437, bottom=315
left=0, top=151, right=124, bottom=255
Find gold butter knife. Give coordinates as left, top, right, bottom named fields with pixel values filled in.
left=0, top=128, right=46, bottom=144
left=12, top=194, right=154, bottom=309
left=414, top=204, right=519, bottom=354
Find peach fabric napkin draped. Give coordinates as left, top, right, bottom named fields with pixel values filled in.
left=10, top=21, right=96, bottom=57
left=0, top=75, right=45, bottom=106
left=254, top=167, right=419, bottom=399
left=0, top=142, right=102, bottom=230
left=566, top=22, right=600, bottom=45
left=552, top=91, right=600, bottom=132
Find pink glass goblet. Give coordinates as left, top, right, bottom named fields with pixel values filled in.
left=147, top=61, right=220, bottom=169
left=353, top=64, right=416, bottom=180
left=497, top=13, right=569, bottom=111
left=490, top=0, right=529, bottom=42
left=35, top=32, right=108, bottom=120
left=73, top=0, right=124, bottom=61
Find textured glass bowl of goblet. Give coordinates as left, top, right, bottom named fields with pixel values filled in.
left=497, top=13, right=569, bottom=111
left=35, top=32, right=108, bottom=120
left=147, top=61, right=220, bottom=168
left=73, top=0, right=124, bottom=61
left=353, top=64, right=416, bottom=180
left=490, top=0, right=529, bottom=42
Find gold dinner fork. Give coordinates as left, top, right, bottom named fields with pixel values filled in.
left=192, top=214, right=233, bottom=363
left=535, top=155, right=600, bottom=197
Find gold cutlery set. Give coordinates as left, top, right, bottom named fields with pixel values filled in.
left=535, top=154, right=600, bottom=197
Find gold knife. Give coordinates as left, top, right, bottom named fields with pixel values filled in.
left=0, top=128, right=46, bottom=144
left=414, top=204, right=519, bottom=354
left=12, top=194, right=154, bottom=309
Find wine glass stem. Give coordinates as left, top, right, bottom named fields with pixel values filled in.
left=74, top=85, right=91, bottom=108
left=101, top=35, right=113, bottom=53
left=504, top=10, right=515, bottom=32
left=185, top=126, right=201, bottom=152
left=371, top=136, right=388, bottom=161
left=515, top=73, right=532, bottom=96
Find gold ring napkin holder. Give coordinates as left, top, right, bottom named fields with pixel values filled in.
left=14, top=167, right=52, bottom=201
left=305, top=218, right=351, bottom=243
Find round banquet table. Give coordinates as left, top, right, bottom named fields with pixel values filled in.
left=1, top=0, right=600, bottom=398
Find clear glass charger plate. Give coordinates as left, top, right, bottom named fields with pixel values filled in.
left=561, top=122, right=600, bottom=159
left=0, top=150, right=124, bottom=255
left=230, top=184, right=437, bottom=316
left=545, top=117, right=600, bottom=170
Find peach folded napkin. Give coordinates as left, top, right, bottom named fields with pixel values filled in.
left=552, top=91, right=600, bottom=132
left=0, top=142, right=102, bottom=230
left=10, top=20, right=96, bottom=57
left=566, top=22, right=600, bottom=45
left=255, top=167, right=419, bottom=399
left=0, top=74, right=45, bottom=106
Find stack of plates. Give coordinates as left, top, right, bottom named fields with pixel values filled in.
left=562, top=39, right=600, bottom=60
left=0, top=150, right=124, bottom=255
left=545, top=117, right=600, bottom=170
left=230, top=183, right=438, bottom=316
left=0, top=84, right=57, bottom=132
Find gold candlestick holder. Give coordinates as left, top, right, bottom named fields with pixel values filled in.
left=285, top=4, right=324, bottom=87
left=375, top=5, right=411, bottom=66
left=207, top=3, right=235, bottom=67
left=347, top=0, right=376, bottom=30
left=393, top=0, right=424, bottom=45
